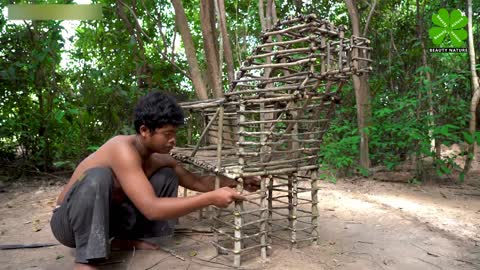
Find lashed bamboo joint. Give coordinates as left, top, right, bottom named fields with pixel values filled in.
left=172, top=14, right=371, bottom=268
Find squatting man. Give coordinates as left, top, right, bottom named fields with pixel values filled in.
left=50, top=92, right=260, bottom=270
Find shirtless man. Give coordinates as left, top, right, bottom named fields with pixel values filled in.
left=50, top=92, right=259, bottom=269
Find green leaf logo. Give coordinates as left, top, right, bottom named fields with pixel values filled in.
left=428, top=8, right=468, bottom=48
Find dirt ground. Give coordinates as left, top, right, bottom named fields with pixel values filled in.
left=0, top=173, right=479, bottom=270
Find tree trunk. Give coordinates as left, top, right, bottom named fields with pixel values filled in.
left=414, top=0, right=436, bottom=180
left=463, top=0, right=480, bottom=176
left=258, top=0, right=275, bottom=79
left=171, top=0, right=208, bottom=100
left=417, top=0, right=435, bottom=154
left=216, top=0, right=235, bottom=84
left=200, top=0, right=223, bottom=98
left=258, top=0, right=266, bottom=31
left=345, top=0, right=371, bottom=170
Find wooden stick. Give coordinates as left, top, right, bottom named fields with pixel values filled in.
left=257, top=35, right=313, bottom=48
left=241, top=58, right=314, bottom=70
left=190, top=108, right=220, bottom=157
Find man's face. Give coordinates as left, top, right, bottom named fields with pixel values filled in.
left=148, top=124, right=177, bottom=153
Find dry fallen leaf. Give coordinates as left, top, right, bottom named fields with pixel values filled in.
left=32, top=219, right=42, bottom=232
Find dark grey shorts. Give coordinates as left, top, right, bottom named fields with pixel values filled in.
left=50, top=167, right=178, bottom=263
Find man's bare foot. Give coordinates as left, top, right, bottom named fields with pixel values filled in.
left=74, top=263, right=98, bottom=270
left=111, top=239, right=159, bottom=250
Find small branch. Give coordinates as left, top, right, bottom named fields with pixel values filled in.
left=455, top=258, right=480, bottom=267
left=158, top=246, right=185, bottom=261
left=362, top=0, right=377, bottom=36
left=411, top=242, right=442, bottom=257
left=357, top=241, right=373, bottom=244
left=118, top=0, right=191, bottom=80
left=0, top=243, right=59, bottom=250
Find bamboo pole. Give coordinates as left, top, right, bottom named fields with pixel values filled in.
left=311, top=169, right=319, bottom=245
left=249, top=46, right=318, bottom=59
left=234, top=102, right=246, bottom=268
left=213, top=106, right=224, bottom=253
left=259, top=101, right=268, bottom=260
left=241, top=58, right=314, bottom=71
left=257, top=35, right=314, bottom=48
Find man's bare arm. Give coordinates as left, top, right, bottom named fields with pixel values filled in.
left=174, top=164, right=237, bottom=192
left=111, top=146, right=243, bottom=220
left=148, top=153, right=260, bottom=192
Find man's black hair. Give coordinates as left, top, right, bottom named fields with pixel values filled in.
left=134, top=92, right=185, bottom=133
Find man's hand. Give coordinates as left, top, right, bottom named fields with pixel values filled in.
left=243, top=176, right=261, bottom=192
left=209, top=187, right=245, bottom=208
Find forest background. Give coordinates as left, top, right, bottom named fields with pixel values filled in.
left=1, top=0, right=480, bottom=182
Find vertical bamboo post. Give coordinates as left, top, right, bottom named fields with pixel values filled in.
left=267, top=174, right=273, bottom=234
left=311, top=169, right=319, bottom=245
left=215, top=107, right=224, bottom=183
left=287, top=174, right=294, bottom=249
left=290, top=101, right=299, bottom=249
left=187, top=110, right=193, bottom=146
left=202, top=109, right=208, bottom=145
left=291, top=172, right=298, bottom=249
left=326, top=41, right=331, bottom=74
left=351, top=36, right=358, bottom=73
left=338, top=26, right=344, bottom=72
left=199, top=109, right=208, bottom=220
left=234, top=102, right=246, bottom=268
left=185, top=110, right=192, bottom=198
left=320, top=23, right=326, bottom=76
left=260, top=176, right=267, bottom=260
left=259, top=102, right=267, bottom=260
left=214, top=106, right=224, bottom=253
left=309, top=34, right=320, bottom=246
left=286, top=102, right=295, bottom=250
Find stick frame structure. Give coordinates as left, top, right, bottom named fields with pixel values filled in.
left=172, top=14, right=371, bottom=268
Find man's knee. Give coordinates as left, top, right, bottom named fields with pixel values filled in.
left=149, top=167, right=178, bottom=197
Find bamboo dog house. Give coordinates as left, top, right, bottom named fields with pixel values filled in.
left=172, top=14, right=371, bottom=267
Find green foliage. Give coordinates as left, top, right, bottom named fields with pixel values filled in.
left=0, top=1, right=187, bottom=171
left=319, top=102, right=360, bottom=174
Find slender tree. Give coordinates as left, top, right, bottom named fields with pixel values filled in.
left=463, top=0, right=480, bottom=177
left=200, top=0, right=223, bottom=98
left=415, top=0, right=436, bottom=180
left=171, top=0, right=209, bottom=100
left=216, top=0, right=235, bottom=84
left=345, top=0, right=375, bottom=170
